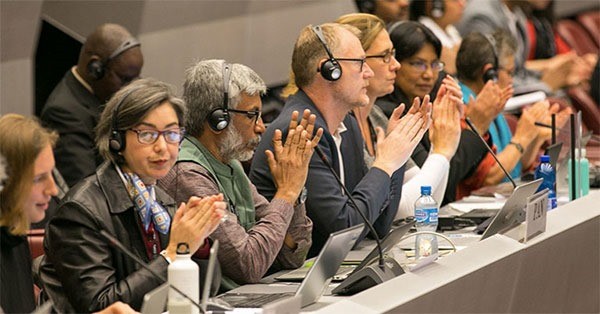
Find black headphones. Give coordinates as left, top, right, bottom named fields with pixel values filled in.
left=355, top=0, right=376, bottom=13
left=431, top=0, right=445, bottom=18
left=482, top=34, right=499, bottom=83
left=207, top=62, right=232, bottom=132
left=108, top=87, right=140, bottom=153
left=87, top=37, right=141, bottom=81
left=311, top=25, right=342, bottom=81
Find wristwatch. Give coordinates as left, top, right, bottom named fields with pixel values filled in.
left=509, top=141, right=524, bottom=154
left=295, top=187, right=307, bottom=206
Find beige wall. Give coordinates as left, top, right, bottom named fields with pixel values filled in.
left=1, top=0, right=355, bottom=115
left=1, top=0, right=598, bottom=116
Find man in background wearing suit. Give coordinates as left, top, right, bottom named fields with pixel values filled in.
left=41, top=23, right=143, bottom=187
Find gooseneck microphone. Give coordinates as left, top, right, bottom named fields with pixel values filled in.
left=314, top=146, right=404, bottom=295
left=465, top=117, right=520, bottom=233
left=99, top=229, right=205, bottom=313
left=465, top=117, right=517, bottom=188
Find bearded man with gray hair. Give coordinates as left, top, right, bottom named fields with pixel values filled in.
left=158, top=59, right=322, bottom=290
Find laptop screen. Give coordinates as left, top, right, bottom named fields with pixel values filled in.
left=481, top=179, right=543, bottom=240
left=295, top=224, right=365, bottom=307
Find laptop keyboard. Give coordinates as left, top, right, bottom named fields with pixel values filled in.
left=217, top=292, right=294, bottom=308
left=332, top=265, right=357, bottom=281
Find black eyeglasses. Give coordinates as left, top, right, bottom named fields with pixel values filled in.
left=227, top=109, right=262, bottom=124
left=406, top=60, right=445, bottom=73
left=336, top=57, right=367, bottom=72
left=366, top=48, right=396, bottom=64
left=128, top=128, right=185, bottom=145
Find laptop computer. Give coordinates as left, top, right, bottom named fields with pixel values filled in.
left=275, top=221, right=415, bottom=282
left=480, top=178, right=543, bottom=240
left=215, top=224, right=365, bottom=309
left=141, top=283, right=169, bottom=314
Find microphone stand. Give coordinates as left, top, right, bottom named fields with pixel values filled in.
left=465, top=117, right=517, bottom=188
left=99, top=230, right=205, bottom=313
left=313, top=147, right=404, bottom=296
left=464, top=118, right=519, bottom=232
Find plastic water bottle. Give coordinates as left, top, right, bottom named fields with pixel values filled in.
left=168, top=243, right=199, bottom=314
left=568, top=148, right=590, bottom=199
left=535, top=155, right=557, bottom=210
left=414, top=186, right=438, bottom=259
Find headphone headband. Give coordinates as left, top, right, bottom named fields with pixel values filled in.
left=483, top=34, right=499, bottom=69
left=207, top=62, right=233, bottom=131
left=311, top=25, right=342, bottom=81
left=311, top=26, right=336, bottom=61
left=482, top=33, right=499, bottom=83
left=222, top=62, right=232, bottom=111
left=108, top=37, right=141, bottom=61
left=88, top=37, right=141, bottom=81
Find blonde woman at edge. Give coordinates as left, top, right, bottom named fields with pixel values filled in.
left=336, top=13, right=462, bottom=219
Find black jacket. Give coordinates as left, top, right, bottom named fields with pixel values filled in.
left=40, top=162, right=174, bottom=313
left=41, top=70, right=104, bottom=187
left=0, top=227, right=36, bottom=313
left=250, top=90, right=404, bottom=258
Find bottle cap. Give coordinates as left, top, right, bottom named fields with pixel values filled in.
left=540, top=155, right=550, bottom=163
left=176, top=243, right=190, bottom=255
left=420, top=186, right=432, bottom=195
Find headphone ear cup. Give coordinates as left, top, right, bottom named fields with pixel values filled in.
left=483, top=68, right=499, bottom=83
left=320, top=59, right=342, bottom=81
left=208, top=108, right=230, bottom=131
left=87, top=59, right=105, bottom=80
left=357, top=0, right=376, bottom=13
left=109, top=130, right=125, bottom=153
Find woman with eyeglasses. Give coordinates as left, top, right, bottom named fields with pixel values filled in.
left=40, top=78, right=226, bottom=312
left=335, top=14, right=462, bottom=218
left=376, top=20, right=501, bottom=206
left=408, top=0, right=467, bottom=76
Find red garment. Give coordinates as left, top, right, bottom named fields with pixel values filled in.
left=526, top=19, right=572, bottom=61
left=456, top=120, right=496, bottom=201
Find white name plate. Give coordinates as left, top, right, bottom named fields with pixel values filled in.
left=524, top=189, right=549, bottom=243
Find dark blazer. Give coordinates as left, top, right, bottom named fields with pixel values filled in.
left=41, top=70, right=104, bottom=187
left=0, top=227, right=36, bottom=313
left=377, top=86, right=489, bottom=205
left=250, top=90, right=404, bottom=258
left=40, top=162, right=174, bottom=313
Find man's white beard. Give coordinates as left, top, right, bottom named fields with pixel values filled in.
left=218, top=124, right=260, bottom=162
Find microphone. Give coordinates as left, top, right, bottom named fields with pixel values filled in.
left=465, top=117, right=519, bottom=233
left=313, top=146, right=404, bottom=296
left=99, top=229, right=205, bottom=313
left=465, top=117, right=517, bottom=188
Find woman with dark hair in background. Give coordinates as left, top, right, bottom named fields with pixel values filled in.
left=377, top=21, right=498, bottom=205
left=376, top=21, right=446, bottom=118
left=409, top=0, right=467, bottom=75
left=515, top=0, right=596, bottom=87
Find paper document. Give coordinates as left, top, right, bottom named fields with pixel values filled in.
left=448, top=196, right=506, bottom=213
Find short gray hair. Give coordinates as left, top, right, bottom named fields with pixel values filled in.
left=183, top=59, right=266, bottom=137
left=96, top=78, right=186, bottom=164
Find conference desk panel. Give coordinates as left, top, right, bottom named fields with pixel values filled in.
left=315, top=236, right=524, bottom=313
left=509, top=194, right=600, bottom=313
left=315, top=192, right=600, bottom=313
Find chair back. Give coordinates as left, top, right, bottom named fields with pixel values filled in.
left=556, top=20, right=599, bottom=55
